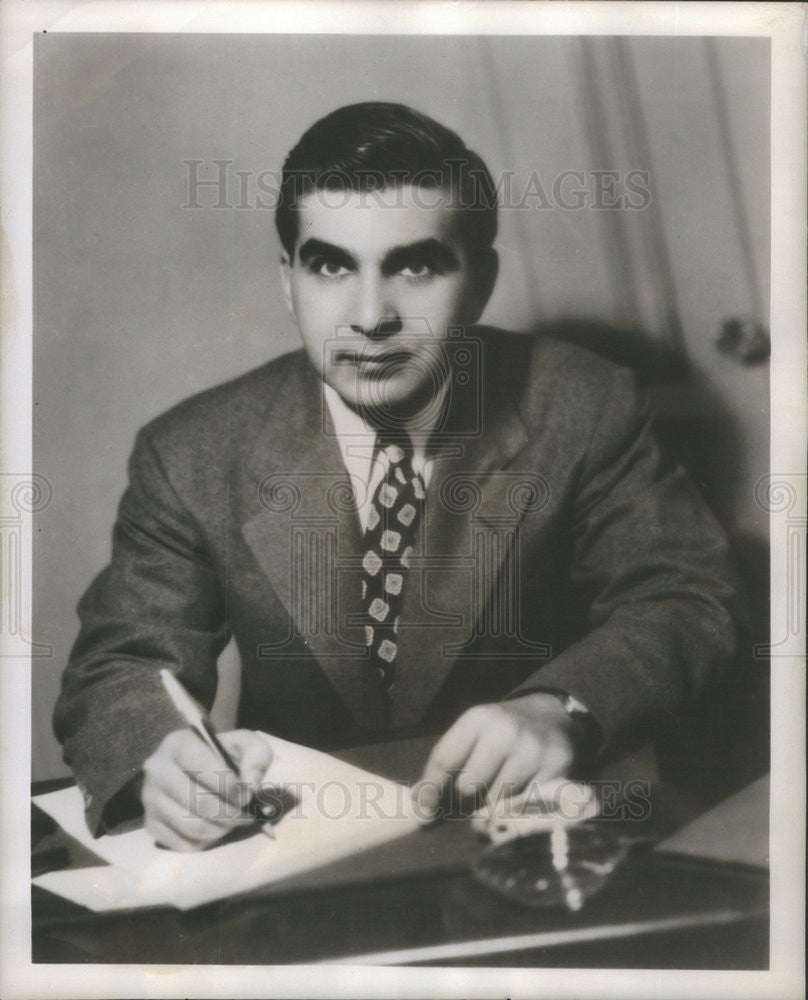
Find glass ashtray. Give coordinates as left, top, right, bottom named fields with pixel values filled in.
left=471, top=822, right=632, bottom=912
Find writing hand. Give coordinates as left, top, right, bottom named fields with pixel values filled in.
left=412, top=694, right=579, bottom=822
left=141, top=728, right=273, bottom=851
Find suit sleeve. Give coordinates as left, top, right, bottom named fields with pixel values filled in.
left=509, top=365, right=744, bottom=756
left=53, top=427, right=229, bottom=835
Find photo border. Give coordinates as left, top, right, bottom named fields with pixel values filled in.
left=2, top=2, right=804, bottom=998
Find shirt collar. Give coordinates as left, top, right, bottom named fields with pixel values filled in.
left=322, top=381, right=449, bottom=454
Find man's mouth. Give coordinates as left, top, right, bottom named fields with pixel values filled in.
left=335, top=349, right=412, bottom=371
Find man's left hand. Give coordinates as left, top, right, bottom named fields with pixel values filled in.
left=412, top=693, right=582, bottom=822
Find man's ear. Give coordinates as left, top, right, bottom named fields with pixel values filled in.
left=279, top=252, right=296, bottom=320
left=465, top=248, right=499, bottom=324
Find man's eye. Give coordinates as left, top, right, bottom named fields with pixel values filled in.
left=398, top=263, right=434, bottom=279
left=315, top=260, right=351, bottom=278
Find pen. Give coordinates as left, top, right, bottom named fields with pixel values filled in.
left=159, top=668, right=276, bottom=839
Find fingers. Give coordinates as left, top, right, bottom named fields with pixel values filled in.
left=531, top=728, right=575, bottom=783
left=220, top=729, right=274, bottom=789
left=413, top=709, right=482, bottom=819
left=412, top=698, right=578, bottom=822
left=454, top=723, right=513, bottom=799
left=149, top=816, right=197, bottom=853
left=141, top=728, right=270, bottom=851
left=145, top=787, right=254, bottom=851
left=485, top=736, right=539, bottom=808
left=487, top=723, right=574, bottom=805
left=144, top=729, right=241, bottom=809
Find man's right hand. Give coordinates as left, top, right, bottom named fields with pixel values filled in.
left=141, top=728, right=273, bottom=851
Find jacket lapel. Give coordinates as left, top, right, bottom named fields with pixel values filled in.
left=390, top=372, right=531, bottom=727
left=241, top=361, right=391, bottom=727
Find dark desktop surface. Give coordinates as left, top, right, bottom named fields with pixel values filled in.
left=31, top=739, right=769, bottom=968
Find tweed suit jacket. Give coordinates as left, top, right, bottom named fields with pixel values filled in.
left=54, top=329, right=741, bottom=834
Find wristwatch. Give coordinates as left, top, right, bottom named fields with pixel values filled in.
left=533, top=688, right=604, bottom=756
left=557, top=692, right=592, bottom=722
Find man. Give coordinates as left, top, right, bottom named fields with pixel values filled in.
left=54, top=102, right=740, bottom=851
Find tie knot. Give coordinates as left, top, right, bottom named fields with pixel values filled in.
left=375, top=432, right=414, bottom=467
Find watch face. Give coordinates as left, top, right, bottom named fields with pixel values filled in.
left=472, top=823, right=630, bottom=911
left=563, top=694, right=591, bottom=716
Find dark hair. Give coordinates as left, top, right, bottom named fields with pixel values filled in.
left=275, top=102, right=498, bottom=261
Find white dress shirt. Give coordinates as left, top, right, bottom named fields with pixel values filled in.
left=322, top=381, right=448, bottom=533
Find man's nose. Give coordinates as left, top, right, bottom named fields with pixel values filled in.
left=349, top=274, right=402, bottom=339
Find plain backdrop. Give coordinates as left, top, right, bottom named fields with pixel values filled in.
left=33, top=33, right=770, bottom=780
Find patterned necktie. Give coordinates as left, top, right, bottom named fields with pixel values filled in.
left=360, top=433, right=425, bottom=691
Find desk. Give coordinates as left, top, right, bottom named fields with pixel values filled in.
left=31, top=739, right=768, bottom=967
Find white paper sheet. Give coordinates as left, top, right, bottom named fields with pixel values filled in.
left=33, top=734, right=421, bottom=911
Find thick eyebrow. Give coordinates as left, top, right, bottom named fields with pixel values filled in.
left=297, top=238, right=358, bottom=269
left=382, top=238, right=461, bottom=275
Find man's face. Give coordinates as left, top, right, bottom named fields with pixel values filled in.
left=281, top=185, right=494, bottom=420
